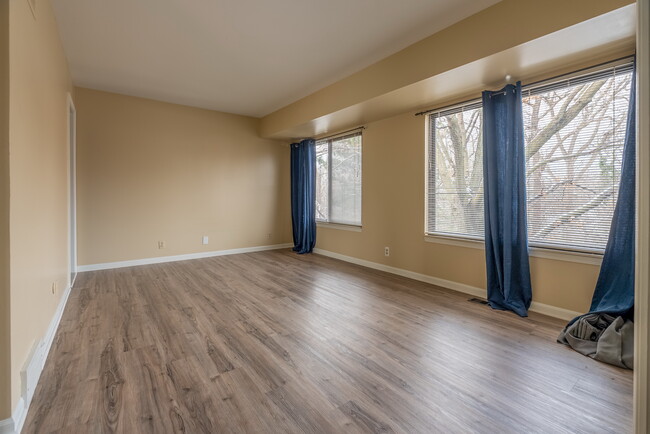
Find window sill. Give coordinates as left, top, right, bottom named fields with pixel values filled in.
left=423, top=234, right=484, bottom=250
left=317, top=222, right=362, bottom=232
left=423, top=234, right=603, bottom=266
left=529, top=246, right=603, bottom=266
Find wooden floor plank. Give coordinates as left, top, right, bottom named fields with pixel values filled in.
left=22, top=249, right=633, bottom=433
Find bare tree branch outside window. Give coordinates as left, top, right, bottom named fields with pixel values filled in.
left=428, top=69, right=632, bottom=251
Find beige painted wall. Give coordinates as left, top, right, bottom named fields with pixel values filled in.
left=8, top=0, right=73, bottom=412
left=260, top=0, right=634, bottom=138
left=75, top=88, right=291, bottom=266
left=0, top=0, right=10, bottom=422
left=315, top=111, right=600, bottom=314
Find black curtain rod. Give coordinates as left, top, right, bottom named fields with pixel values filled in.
left=415, top=54, right=635, bottom=116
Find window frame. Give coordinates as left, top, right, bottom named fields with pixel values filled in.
left=425, top=100, right=484, bottom=240
left=424, top=58, right=634, bottom=257
left=315, top=130, right=363, bottom=228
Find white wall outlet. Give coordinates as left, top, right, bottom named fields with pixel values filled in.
left=384, top=247, right=390, bottom=256
left=202, top=236, right=209, bottom=245
left=158, top=241, right=165, bottom=249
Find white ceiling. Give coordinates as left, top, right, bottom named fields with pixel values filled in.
left=52, top=0, right=500, bottom=117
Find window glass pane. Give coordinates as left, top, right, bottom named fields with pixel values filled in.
left=523, top=71, right=632, bottom=250
left=330, top=135, right=362, bottom=225
left=428, top=107, right=484, bottom=237
left=315, top=141, right=329, bottom=221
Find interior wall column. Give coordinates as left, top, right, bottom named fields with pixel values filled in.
left=634, top=0, right=650, bottom=432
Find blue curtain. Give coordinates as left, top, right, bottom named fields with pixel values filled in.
left=573, top=66, right=636, bottom=323
left=290, top=139, right=316, bottom=254
left=482, top=82, right=533, bottom=317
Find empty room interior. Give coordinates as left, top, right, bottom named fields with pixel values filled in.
left=1, top=0, right=649, bottom=433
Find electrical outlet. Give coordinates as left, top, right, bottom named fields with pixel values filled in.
left=384, top=247, right=390, bottom=256
left=267, top=233, right=272, bottom=239
left=202, top=236, right=209, bottom=245
left=158, top=241, right=165, bottom=249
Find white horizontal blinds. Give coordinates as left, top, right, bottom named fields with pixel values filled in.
left=315, top=131, right=362, bottom=225
left=330, top=132, right=362, bottom=225
left=427, top=102, right=484, bottom=237
left=523, top=63, right=633, bottom=251
left=315, top=141, right=329, bottom=221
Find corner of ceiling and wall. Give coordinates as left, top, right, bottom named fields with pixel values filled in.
left=259, top=0, right=636, bottom=140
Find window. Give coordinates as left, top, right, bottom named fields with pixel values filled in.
left=315, top=131, right=362, bottom=226
left=426, top=61, right=633, bottom=252
left=427, top=102, right=484, bottom=238
left=523, top=65, right=632, bottom=251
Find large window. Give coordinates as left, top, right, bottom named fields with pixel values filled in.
left=523, top=66, right=632, bottom=251
left=315, top=131, right=362, bottom=226
left=427, top=61, right=633, bottom=252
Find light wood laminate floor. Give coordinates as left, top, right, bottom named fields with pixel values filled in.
left=23, top=249, right=632, bottom=433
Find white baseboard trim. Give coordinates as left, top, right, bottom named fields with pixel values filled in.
left=78, top=243, right=294, bottom=272
left=313, top=248, right=582, bottom=321
left=0, top=415, right=15, bottom=434
left=6, top=398, right=24, bottom=434
left=10, top=282, right=73, bottom=434
left=528, top=301, right=582, bottom=321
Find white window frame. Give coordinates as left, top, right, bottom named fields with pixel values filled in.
left=424, top=100, right=484, bottom=240
left=315, top=130, right=363, bottom=228
left=423, top=58, right=634, bottom=262
left=422, top=234, right=603, bottom=265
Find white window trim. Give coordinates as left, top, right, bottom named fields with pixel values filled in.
left=317, top=222, right=362, bottom=232
left=423, top=234, right=603, bottom=266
